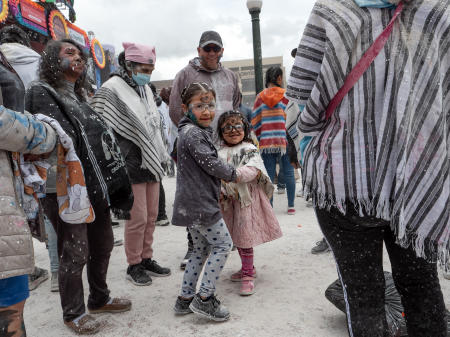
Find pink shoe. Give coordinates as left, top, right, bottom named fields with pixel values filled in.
left=230, top=267, right=257, bottom=282
left=240, top=276, right=255, bottom=296
left=287, top=208, right=296, bottom=215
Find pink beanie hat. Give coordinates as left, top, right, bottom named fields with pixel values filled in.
left=122, top=42, right=156, bottom=65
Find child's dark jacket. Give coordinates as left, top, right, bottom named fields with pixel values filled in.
left=172, top=117, right=236, bottom=227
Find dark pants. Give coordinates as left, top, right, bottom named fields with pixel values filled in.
left=42, top=194, right=114, bottom=322
left=157, top=182, right=167, bottom=221
left=315, top=206, right=447, bottom=337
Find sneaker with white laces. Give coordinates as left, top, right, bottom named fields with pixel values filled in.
left=155, top=216, right=170, bottom=226
left=311, top=238, right=330, bottom=254
left=141, top=258, right=171, bottom=277
left=126, top=264, right=152, bottom=286
left=174, top=296, right=194, bottom=315
left=189, top=294, right=230, bottom=322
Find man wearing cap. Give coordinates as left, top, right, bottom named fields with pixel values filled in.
left=169, top=30, right=240, bottom=129
left=92, top=42, right=171, bottom=287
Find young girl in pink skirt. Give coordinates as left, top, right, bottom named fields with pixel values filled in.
left=217, top=110, right=282, bottom=296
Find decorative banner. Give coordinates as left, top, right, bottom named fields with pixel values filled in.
left=8, top=0, right=48, bottom=36
left=91, top=38, right=105, bottom=69
left=20, top=0, right=46, bottom=28
left=67, top=22, right=89, bottom=49
left=48, top=9, right=68, bottom=40
left=0, top=0, right=8, bottom=23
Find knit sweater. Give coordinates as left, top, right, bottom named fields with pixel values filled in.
left=251, top=87, right=289, bottom=154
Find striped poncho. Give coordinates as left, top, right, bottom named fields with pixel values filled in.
left=251, top=87, right=289, bottom=154
left=286, top=0, right=449, bottom=264
left=91, top=74, right=164, bottom=182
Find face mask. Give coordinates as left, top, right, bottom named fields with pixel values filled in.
left=132, top=72, right=151, bottom=86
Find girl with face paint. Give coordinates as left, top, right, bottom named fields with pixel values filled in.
left=181, top=88, right=216, bottom=128
left=216, top=111, right=282, bottom=296
left=172, top=82, right=245, bottom=321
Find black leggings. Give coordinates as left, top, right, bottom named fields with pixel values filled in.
left=315, top=206, right=447, bottom=337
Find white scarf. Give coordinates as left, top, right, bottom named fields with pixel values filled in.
left=218, top=142, right=273, bottom=208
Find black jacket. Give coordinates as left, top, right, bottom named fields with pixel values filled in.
left=114, top=132, right=157, bottom=184
left=25, top=82, right=133, bottom=217
left=172, top=117, right=236, bottom=227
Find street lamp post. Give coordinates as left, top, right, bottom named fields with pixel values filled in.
left=246, top=0, right=263, bottom=95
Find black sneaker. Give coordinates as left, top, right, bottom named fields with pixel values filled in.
left=126, top=264, right=152, bottom=286
left=29, top=267, right=49, bottom=291
left=189, top=294, right=230, bottom=322
left=311, top=238, right=330, bottom=254
left=155, top=217, right=170, bottom=226
left=174, top=296, right=194, bottom=315
left=141, top=259, right=171, bottom=277
left=180, top=249, right=192, bottom=270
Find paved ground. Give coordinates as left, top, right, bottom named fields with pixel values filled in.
left=25, top=176, right=450, bottom=337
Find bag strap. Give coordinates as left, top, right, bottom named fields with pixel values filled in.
left=325, top=2, right=404, bottom=120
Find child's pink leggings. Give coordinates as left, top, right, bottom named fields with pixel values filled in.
left=237, top=247, right=254, bottom=277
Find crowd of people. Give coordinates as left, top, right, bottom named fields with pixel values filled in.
left=0, top=0, right=448, bottom=336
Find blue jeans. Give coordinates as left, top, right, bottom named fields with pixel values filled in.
left=44, top=215, right=59, bottom=273
left=277, top=167, right=285, bottom=189
left=261, top=152, right=296, bottom=207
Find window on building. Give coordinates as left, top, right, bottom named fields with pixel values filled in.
left=241, top=78, right=255, bottom=93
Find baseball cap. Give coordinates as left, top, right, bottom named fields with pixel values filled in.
left=199, top=31, right=223, bottom=48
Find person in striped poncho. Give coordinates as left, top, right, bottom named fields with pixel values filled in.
left=286, top=0, right=449, bottom=336
left=92, top=42, right=171, bottom=287
left=252, top=66, right=296, bottom=214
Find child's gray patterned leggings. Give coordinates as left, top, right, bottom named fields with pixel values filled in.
left=180, top=218, right=232, bottom=298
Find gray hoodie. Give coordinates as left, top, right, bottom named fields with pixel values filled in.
left=169, top=57, right=240, bottom=129
left=172, top=117, right=236, bottom=227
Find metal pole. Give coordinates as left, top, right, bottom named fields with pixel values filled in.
left=249, top=8, right=263, bottom=95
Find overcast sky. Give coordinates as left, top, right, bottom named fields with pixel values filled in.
left=73, top=0, right=316, bottom=81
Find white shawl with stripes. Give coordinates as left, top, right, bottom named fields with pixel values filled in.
left=286, top=0, right=449, bottom=264
left=91, top=76, right=164, bottom=181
